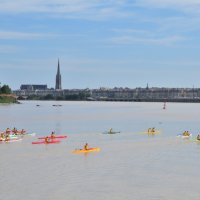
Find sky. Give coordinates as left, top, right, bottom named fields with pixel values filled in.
left=1, top=0, right=200, bottom=90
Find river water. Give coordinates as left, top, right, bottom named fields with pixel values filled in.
left=0, top=101, right=200, bottom=200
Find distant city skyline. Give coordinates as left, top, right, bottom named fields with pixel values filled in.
left=1, top=1, right=200, bottom=90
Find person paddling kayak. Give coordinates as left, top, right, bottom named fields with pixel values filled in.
left=12, top=127, right=17, bottom=134
left=51, top=131, right=55, bottom=138
left=6, top=128, right=11, bottom=134
left=197, top=135, right=200, bottom=140
left=84, top=143, right=89, bottom=150
left=183, top=131, right=190, bottom=136
left=45, top=136, right=50, bottom=143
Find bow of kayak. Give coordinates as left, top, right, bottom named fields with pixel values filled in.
left=190, top=139, right=200, bottom=142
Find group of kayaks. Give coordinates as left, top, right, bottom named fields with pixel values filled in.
left=143, top=128, right=200, bottom=142
left=3, top=126, right=200, bottom=154
left=0, top=128, right=36, bottom=143
left=0, top=129, right=100, bottom=153
left=31, top=132, right=100, bottom=153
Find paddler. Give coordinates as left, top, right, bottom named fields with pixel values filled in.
left=1, top=132, right=5, bottom=139
left=45, top=136, right=50, bottom=143
left=0, top=133, right=4, bottom=141
left=147, top=128, right=151, bottom=133
left=12, top=127, right=17, bottom=134
left=197, top=135, right=200, bottom=140
left=6, top=128, right=11, bottom=134
left=21, top=129, right=26, bottom=135
left=152, top=127, right=155, bottom=133
left=84, top=143, right=89, bottom=150
left=51, top=131, right=55, bottom=138
left=5, top=134, right=9, bottom=142
left=185, top=131, right=190, bottom=136
left=109, top=128, right=113, bottom=134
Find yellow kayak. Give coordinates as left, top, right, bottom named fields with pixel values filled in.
left=143, top=130, right=161, bottom=134
left=72, top=147, right=100, bottom=153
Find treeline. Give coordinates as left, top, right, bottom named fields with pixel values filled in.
left=0, top=84, right=12, bottom=94
left=18, top=92, right=91, bottom=101
left=0, top=84, right=16, bottom=103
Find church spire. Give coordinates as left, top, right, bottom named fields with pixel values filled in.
left=55, top=59, right=62, bottom=90
left=57, top=59, right=60, bottom=74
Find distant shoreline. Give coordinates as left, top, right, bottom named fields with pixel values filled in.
left=18, top=98, right=200, bottom=103
left=0, top=94, right=18, bottom=104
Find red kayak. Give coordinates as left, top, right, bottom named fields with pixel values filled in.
left=38, top=135, right=67, bottom=139
left=32, top=140, right=61, bottom=144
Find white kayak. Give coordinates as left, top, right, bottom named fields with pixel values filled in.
left=177, top=134, right=192, bottom=138
left=0, top=138, right=22, bottom=143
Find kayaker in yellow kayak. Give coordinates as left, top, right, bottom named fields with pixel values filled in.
left=84, top=143, right=89, bottom=150
left=0, top=133, right=4, bottom=141
left=0, top=133, right=5, bottom=139
left=183, top=131, right=190, bottom=136
left=147, top=128, right=155, bottom=133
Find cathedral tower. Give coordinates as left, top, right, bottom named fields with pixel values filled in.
left=55, top=59, right=62, bottom=90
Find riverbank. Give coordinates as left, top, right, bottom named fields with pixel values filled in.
left=0, top=94, right=18, bottom=103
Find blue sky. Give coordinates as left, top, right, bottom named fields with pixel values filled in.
left=1, top=0, right=200, bottom=89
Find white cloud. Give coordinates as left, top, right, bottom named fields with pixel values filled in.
left=0, top=31, right=47, bottom=40
left=110, top=35, right=184, bottom=46
left=137, top=0, right=200, bottom=7
left=0, top=0, right=133, bottom=20
left=136, top=0, right=200, bottom=13
left=0, top=30, right=75, bottom=40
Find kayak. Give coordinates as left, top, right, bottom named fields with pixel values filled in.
left=0, top=138, right=22, bottom=143
left=9, top=134, right=19, bottom=139
left=23, top=132, right=36, bottom=136
left=177, top=134, right=192, bottom=138
left=191, top=139, right=200, bottom=142
left=72, top=147, right=100, bottom=153
left=143, top=130, right=160, bottom=134
left=32, top=140, right=61, bottom=144
left=103, top=131, right=120, bottom=134
left=38, top=135, right=67, bottom=139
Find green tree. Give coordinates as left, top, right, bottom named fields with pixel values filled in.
left=0, top=85, right=11, bottom=94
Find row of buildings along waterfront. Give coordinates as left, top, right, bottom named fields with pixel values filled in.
left=13, top=60, right=200, bottom=102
